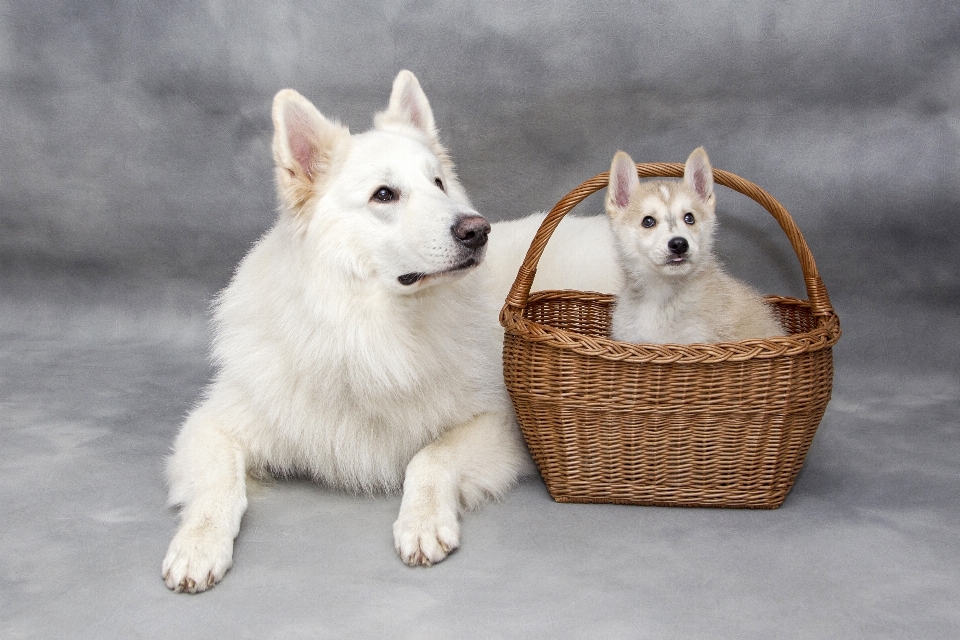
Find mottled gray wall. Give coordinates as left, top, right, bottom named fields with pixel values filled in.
left=2, top=0, right=958, bottom=305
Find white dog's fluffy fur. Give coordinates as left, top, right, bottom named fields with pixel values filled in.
left=161, top=70, right=618, bottom=593
left=606, top=148, right=785, bottom=344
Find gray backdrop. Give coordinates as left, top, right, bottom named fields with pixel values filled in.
left=2, top=1, right=958, bottom=638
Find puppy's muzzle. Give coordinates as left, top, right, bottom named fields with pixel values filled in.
left=668, top=237, right=689, bottom=255
left=452, top=215, right=491, bottom=250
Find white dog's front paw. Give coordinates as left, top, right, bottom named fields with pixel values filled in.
left=161, top=526, right=234, bottom=593
left=393, top=505, right=460, bottom=567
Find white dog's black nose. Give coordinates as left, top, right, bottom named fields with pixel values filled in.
left=668, top=237, right=689, bottom=255
left=452, top=215, right=491, bottom=250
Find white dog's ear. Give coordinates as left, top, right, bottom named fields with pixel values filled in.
left=684, top=147, right=715, bottom=203
left=375, top=70, right=439, bottom=143
left=272, top=89, right=350, bottom=217
left=607, top=151, right=640, bottom=213
left=374, top=70, right=470, bottom=203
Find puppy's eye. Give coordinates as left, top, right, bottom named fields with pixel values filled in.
left=371, top=186, right=398, bottom=203
left=435, top=178, right=445, bottom=191
left=684, top=212, right=695, bottom=225
left=641, top=216, right=656, bottom=228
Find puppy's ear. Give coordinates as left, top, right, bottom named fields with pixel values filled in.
left=683, top=147, right=715, bottom=204
left=606, top=151, right=640, bottom=214
left=272, top=89, right=350, bottom=217
left=375, top=70, right=439, bottom=144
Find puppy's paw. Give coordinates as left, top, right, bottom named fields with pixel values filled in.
left=393, top=505, right=460, bottom=567
left=161, top=526, right=234, bottom=593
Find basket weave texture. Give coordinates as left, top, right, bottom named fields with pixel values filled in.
left=500, top=163, right=841, bottom=509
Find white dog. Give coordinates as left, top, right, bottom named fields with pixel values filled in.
left=162, top=70, right=618, bottom=593
left=606, top=148, right=785, bottom=344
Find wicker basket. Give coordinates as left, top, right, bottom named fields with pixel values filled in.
left=500, top=163, right=841, bottom=509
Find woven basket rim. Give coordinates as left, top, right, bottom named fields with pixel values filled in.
left=502, top=291, right=840, bottom=364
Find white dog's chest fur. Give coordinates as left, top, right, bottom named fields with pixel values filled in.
left=206, top=223, right=503, bottom=492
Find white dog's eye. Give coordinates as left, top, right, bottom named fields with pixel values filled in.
left=684, top=212, right=695, bottom=225
left=371, top=186, right=398, bottom=203
left=435, top=178, right=445, bottom=191
left=641, top=216, right=656, bottom=228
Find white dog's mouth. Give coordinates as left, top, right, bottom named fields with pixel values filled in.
left=398, top=257, right=479, bottom=286
left=665, top=256, right=688, bottom=266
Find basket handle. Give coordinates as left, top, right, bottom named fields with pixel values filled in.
left=503, top=162, right=835, bottom=318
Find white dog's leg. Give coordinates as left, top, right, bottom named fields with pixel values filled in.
left=162, top=404, right=248, bottom=593
left=393, top=411, right=531, bottom=566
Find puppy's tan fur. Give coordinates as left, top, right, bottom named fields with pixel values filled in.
left=606, top=148, right=785, bottom=344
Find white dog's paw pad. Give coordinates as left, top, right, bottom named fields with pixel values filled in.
left=161, top=528, right=234, bottom=593
left=393, top=518, right=460, bottom=567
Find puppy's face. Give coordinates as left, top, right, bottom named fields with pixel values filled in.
left=605, top=148, right=717, bottom=282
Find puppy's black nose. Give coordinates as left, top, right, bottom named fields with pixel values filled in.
left=668, top=237, right=689, bottom=255
left=452, top=215, right=491, bottom=250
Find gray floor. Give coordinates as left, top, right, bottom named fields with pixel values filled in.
left=2, top=271, right=958, bottom=639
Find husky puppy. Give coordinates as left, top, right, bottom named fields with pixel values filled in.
left=605, top=148, right=785, bottom=344
left=162, top=70, right=619, bottom=593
